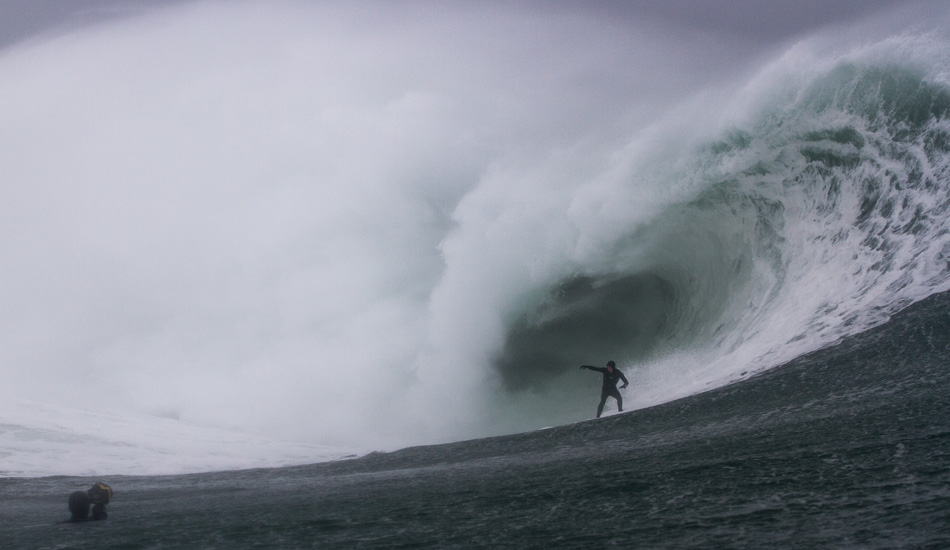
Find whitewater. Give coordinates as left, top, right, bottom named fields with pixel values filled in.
left=1, top=1, right=949, bottom=477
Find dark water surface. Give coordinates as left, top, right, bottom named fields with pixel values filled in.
left=3, top=292, right=950, bottom=549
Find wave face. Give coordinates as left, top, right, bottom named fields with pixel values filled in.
left=435, top=34, right=950, bottom=433
left=1, top=2, right=949, bottom=470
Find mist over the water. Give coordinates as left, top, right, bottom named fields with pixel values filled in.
left=2, top=1, right=949, bottom=468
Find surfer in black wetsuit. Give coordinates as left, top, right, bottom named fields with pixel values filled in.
left=580, top=361, right=629, bottom=418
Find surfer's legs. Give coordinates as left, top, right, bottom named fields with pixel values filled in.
left=597, top=388, right=622, bottom=417
left=611, top=388, right=623, bottom=412
left=596, top=390, right=610, bottom=418
left=597, top=388, right=623, bottom=418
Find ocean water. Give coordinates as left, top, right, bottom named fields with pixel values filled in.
left=2, top=290, right=948, bottom=548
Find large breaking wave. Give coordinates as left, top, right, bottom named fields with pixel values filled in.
left=430, top=34, right=950, bottom=435
left=1, top=2, right=949, bottom=472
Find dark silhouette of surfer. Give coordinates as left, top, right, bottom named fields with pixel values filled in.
left=68, top=481, right=113, bottom=522
left=580, top=361, right=629, bottom=418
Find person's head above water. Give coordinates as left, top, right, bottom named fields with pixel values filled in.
left=606, top=360, right=615, bottom=371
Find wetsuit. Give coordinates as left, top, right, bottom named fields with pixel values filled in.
left=581, top=365, right=629, bottom=418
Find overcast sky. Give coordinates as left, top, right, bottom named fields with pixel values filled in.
left=0, top=0, right=931, bottom=51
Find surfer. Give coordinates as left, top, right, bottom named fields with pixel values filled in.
left=68, top=481, right=113, bottom=522
left=580, top=361, right=629, bottom=418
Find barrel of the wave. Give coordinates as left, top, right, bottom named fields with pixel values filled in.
left=68, top=481, right=113, bottom=522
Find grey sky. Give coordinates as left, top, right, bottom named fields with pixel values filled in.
left=0, top=0, right=930, bottom=51
left=559, top=0, right=924, bottom=41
